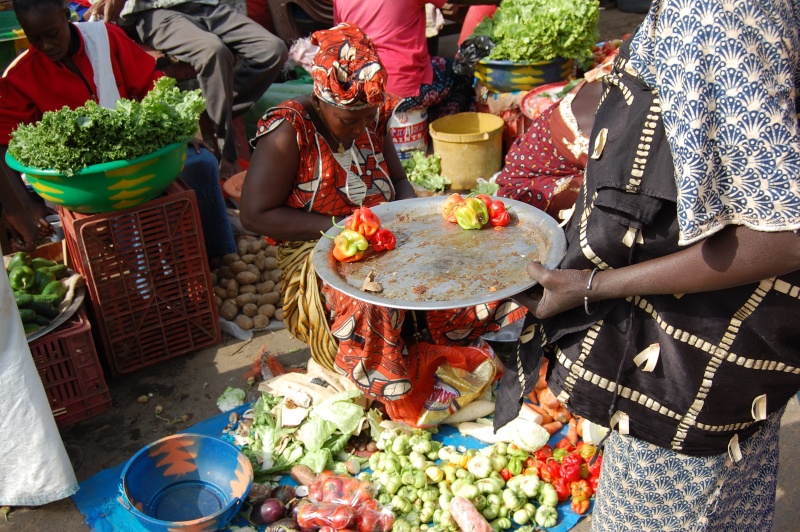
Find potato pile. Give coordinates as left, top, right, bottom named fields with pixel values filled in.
left=211, top=235, right=284, bottom=331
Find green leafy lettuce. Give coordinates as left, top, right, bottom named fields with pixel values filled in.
left=402, top=151, right=450, bottom=192
left=489, top=0, right=600, bottom=63
left=8, top=77, right=205, bottom=176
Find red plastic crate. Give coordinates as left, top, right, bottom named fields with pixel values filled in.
left=29, top=305, right=112, bottom=428
left=57, top=180, right=220, bottom=376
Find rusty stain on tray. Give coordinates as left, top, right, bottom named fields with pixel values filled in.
left=313, top=196, right=566, bottom=311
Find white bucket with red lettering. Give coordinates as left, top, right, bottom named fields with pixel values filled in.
left=390, top=108, right=428, bottom=159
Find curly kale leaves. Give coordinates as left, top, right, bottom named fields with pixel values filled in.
left=8, top=77, right=205, bottom=176
left=489, top=0, right=600, bottom=64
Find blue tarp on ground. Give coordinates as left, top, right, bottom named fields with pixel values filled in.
left=73, top=404, right=589, bottom=531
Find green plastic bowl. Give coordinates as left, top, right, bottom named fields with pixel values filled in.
left=6, top=140, right=189, bottom=214
left=474, top=57, right=574, bottom=93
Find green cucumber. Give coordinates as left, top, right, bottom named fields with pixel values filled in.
left=18, top=308, right=37, bottom=323
left=30, top=301, right=59, bottom=319
left=14, top=293, right=34, bottom=308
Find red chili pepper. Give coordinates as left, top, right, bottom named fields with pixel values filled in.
left=552, top=476, right=571, bottom=503
left=570, top=479, right=593, bottom=500
left=570, top=496, right=590, bottom=515
left=499, top=468, right=513, bottom=482
left=488, top=199, right=510, bottom=227
left=534, top=445, right=553, bottom=462
left=345, top=206, right=381, bottom=241
left=561, top=453, right=583, bottom=484
left=372, top=228, right=396, bottom=252
left=332, top=229, right=369, bottom=262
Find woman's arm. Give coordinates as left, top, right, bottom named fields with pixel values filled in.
left=382, top=133, right=417, bottom=201
left=239, top=120, right=339, bottom=241
left=520, top=225, right=800, bottom=318
left=0, top=160, right=40, bottom=251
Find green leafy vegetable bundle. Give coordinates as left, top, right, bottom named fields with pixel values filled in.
left=402, top=151, right=451, bottom=192
left=488, top=0, right=600, bottom=63
left=8, top=77, right=205, bottom=176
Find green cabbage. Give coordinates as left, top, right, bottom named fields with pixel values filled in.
left=489, top=0, right=600, bottom=63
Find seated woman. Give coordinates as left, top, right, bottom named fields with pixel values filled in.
left=240, top=23, right=524, bottom=424
left=495, top=68, right=606, bottom=222
left=333, top=0, right=500, bottom=120
left=0, top=0, right=235, bottom=259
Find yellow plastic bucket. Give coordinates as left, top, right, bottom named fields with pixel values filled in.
left=429, top=112, right=505, bottom=190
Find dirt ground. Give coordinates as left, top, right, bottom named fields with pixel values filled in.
left=5, top=6, right=800, bottom=532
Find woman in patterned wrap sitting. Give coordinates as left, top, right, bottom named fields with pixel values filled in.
left=240, top=23, right=524, bottom=422
left=498, top=1, right=800, bottom=529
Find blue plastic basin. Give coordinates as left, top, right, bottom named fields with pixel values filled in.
left=119, top=434, right=253, bottom=531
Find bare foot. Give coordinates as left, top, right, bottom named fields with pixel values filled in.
left=219, top=158, right=240, bottom=180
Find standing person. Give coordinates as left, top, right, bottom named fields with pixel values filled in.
left=0, top=164, right=78, bottom=507
left=0, top=0, right=236, bottom=260
left=333, top=0, right=501, bottom=120
left=240, top=23, right=524, bottom=423
left=91, top=0, right=288, bottom=179
left=499, top=1, right=800, bottom=529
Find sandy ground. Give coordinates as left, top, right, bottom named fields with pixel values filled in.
left=5, top=6, right=799, bottom=532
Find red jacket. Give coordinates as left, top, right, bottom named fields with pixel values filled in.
left=0, top=23, right=160, bottom=144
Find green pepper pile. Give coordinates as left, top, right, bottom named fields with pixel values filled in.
left=359, top=427, right=585, bottom=532
left=6, top=251, right=68, bottom=334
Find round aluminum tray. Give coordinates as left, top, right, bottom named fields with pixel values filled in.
left=313, top=196, right=566, bottom=310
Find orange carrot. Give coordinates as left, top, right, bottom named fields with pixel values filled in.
left=526, top=403, right=554, bottom=425
left=542, top=421, right=564, bottom=435
left=566, top=417, right=579, bottom=446
left=535, top=359, right=549, bottom=390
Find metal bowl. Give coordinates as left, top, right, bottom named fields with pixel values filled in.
left=313, top=196, right=566, bottom=310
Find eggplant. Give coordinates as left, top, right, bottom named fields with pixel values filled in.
left=271, top=484, right=297, bottom=506
left=266, top=517, right=301, bottom=532
left=250, top=497, right=287, bottom=525
left=246, top=482, right=274, bottom=505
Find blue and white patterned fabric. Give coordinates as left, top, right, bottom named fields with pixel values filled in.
left=628, top=0, right=800, bottom=245
left=591, top=406, right=783, bottom=531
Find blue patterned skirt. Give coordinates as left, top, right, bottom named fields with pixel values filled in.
left=591, top=407, right=784, bottom=531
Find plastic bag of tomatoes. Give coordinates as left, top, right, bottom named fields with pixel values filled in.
left=308, top=472, right=377, bottom=507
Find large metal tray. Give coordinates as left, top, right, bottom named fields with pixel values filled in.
left=313, top=196, right=566, bottom=310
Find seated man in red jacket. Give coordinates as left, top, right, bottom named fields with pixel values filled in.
left=0, top=0, right=235, bottom=258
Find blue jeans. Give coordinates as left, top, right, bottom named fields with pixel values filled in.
left=179, top=147, right=236, bottom=258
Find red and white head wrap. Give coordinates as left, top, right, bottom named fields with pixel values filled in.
left=310, top=23, right=387, bottom=110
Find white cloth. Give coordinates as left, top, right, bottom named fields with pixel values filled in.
left=76, top=22, right=121, bottom=109
left=0, top=245, right=78, bottom=506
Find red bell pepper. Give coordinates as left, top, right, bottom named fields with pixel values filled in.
left=540, top=459, right=562, bottom=482
left=499, top=468, right=513, bottom=482
left=474, top=194, right=493, bottom=210
left=441, top=193, right=464, bottom=223
left=555, top=438, right=577, bottom=453
left=589, top=475, right=600, bottom=493
left=488, top=200, right=510, bottom=227
left=534, top=445, right=553, bottom=462
left=552, top=477, right=571, bottom=503
left=587, top=452, right=603, bottom=478
left=346, top=206, right=381, bottom=241
left=560, top=453, right=583, bottom=484
left=332, top=229, right=369, bottom=262
left=372, top=228, right=396, bottom=252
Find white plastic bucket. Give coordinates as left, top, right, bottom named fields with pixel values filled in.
left=390, top=108, right=428, bottom=160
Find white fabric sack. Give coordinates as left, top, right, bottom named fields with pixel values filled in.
left=0, top=245, right=78, bottom=505
left=76, top=21, right=121, bottom=109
